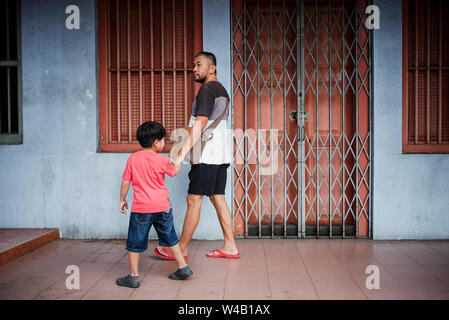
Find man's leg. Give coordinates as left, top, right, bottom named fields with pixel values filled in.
left=208, top=194, right=239, bottom=256
left=156, top=193, right=203, bottom=257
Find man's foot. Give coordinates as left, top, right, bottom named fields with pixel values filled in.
left=116, top=274, right=140, bottom=288
left=206, top=248, right=240, bottom=259
left=154, top=247, right=188, bottom=261
left=168, top=265, right=193, bottom=280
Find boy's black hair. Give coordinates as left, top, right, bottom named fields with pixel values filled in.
left=136, top=121, right=166, bottom=148
left=194, top=51, right=217, bottom=75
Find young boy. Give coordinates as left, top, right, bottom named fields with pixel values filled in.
left=116, top=121, right=192, bottom=288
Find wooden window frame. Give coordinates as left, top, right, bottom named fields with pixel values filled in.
left=0, top=0, right=22, bottom=145
left=402, top=0, right=449, bottom=153
left=98, top=0, right=202, bottom=153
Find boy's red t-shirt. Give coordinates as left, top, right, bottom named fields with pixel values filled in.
left=122, top=150, right=176, bottom=213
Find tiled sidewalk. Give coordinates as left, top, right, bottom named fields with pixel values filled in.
left=0, top=238, right=448, bottom=300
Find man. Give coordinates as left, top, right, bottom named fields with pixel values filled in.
left=154, top=52, right=240, bottom=260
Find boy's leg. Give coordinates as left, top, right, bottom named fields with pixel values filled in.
left=153, top=209, right=193, bottom=280
left=117, top=213, right=153, bottom=288
left=128, top=251, right=140, bottom=275
left=167, top=243, right=192, bottom=280
left=167, top=243, right=187, bottom=269
left=116, top=251, right=140, bottom=288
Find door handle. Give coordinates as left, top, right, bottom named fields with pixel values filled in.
left=289, top=110, right=298, bottom=120
left=289, top=110, right=309, bottom=122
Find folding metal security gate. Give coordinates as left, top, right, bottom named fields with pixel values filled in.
left=231, top=0, right=372, bottom=238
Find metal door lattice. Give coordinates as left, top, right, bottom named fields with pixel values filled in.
left=231, top=0, right=372, bottom=239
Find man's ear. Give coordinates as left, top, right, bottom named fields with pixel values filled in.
left=209, top=64, right=216, bottom=74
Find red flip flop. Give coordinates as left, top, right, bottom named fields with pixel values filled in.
left=154, top=247, right=188, bottom=261
left=206, top=249, right=240, bottom=259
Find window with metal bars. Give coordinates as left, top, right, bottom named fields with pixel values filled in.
left=0, top=0, right=22, bottom=145
left=98, top=0, right=202, bottom=152
left=403, top=0, right=449, bottom=153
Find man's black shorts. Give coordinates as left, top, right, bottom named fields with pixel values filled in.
left=188, top=163, right=230, bottom=196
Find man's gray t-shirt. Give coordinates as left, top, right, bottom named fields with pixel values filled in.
left=188, top=81, right=232, bottom=165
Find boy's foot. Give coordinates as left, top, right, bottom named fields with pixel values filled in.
left=168, top=265, right=193, bottom=280
left=116, top=274, right=140, bottom=288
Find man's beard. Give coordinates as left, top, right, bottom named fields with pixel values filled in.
left=194, top=74, right=206, bottom=83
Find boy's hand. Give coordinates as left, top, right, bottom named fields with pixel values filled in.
left=120, top=180, right=131, bottom=213
left=120, top=200, right=128, bottom=214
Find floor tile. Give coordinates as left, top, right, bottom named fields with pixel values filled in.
left=129, top=289, right=178, bottom=300
left=313, top=277, right=367, bottom=300
left=406, top=253, right=449, bottom=265
left=373, top=253, right=419, bottom=265
left=395, top=276, right=449, bottom=294
left=0, top=274, right=61, bottom=299
left=306, top=264, right=352, bottom=279
left=335, top=254, right=380, bottom=266
left=270, top=288, right=319, bottom=300
left=1, top=239, right=449, bottom=300
left=223, top=289, right=272, bottom=300
left=420, top=264, right=449, bottom=285
left=382, top=263, right=436, bottom=279
left=176, top=288, right=225, bottom=300
left=268, top=275, right=315, bottom=291
left=81, top=288, right=133, bottom=300
left=302, top=254, right=341, bottom=266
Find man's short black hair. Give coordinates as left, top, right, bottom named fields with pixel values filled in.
left=136, top=121, right=166, bottom=148
left=195, top=51, right=217, bottom=74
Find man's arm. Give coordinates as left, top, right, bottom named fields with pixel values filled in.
left=173, top=115, right=209, bottom=165
left=120, top=180, right=131, bottom=213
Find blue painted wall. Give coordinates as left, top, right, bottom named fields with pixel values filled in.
left=372, top=0, right=449, bottom=239
left=0, top=0, right=231, bottom=239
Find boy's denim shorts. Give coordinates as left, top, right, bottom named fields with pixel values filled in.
left=126, top=208, right=179, bottom=253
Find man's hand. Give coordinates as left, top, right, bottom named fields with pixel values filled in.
left=173, top=155, right=184, bottom=166
left=169, top=127, right=188, bottom=167
left=120, top=200, right=128, bottom=214
left=169, top=115, right=208, bottom=165
left=179, top=116, right=209, bottom=161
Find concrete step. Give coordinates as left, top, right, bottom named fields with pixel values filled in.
left=0, top=228, right=59, bottom=266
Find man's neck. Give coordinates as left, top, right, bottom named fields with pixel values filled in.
left=203, top=75, right=218, bottom=84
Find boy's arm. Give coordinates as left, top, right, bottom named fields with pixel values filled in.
left=167, top=155, right=182, bottom=176
left=120, top=180, right=131, bottom=214
left=169, top=142, right=182, bottom=176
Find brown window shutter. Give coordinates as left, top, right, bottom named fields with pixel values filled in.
left=403, top=0, right=449, bottom=153
left=98, top=0, right=203, bottom=152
